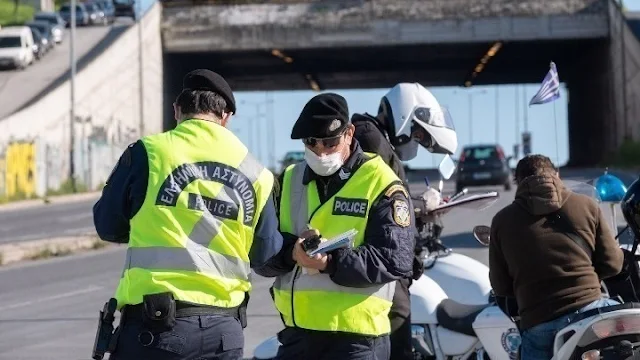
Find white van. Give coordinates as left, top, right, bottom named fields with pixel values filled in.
left=0, top=26, right=35, bottom=70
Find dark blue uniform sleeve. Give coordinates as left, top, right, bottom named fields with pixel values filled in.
left=253, top=172, right=299, bottom=277
left=92, top=140, right=148, bottom=243
left=249, top=190, right=285, bottom=269
left=321, top=189, right=415, bottom=287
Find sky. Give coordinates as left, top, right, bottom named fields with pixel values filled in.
left=167, top=0, right=640, bottom=171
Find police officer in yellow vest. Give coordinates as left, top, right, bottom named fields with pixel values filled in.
left=92, top=69, right=283, bottom=360
left=254, top=93, right=415, bottom=360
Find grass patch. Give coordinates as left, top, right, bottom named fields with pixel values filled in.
left=0, top=0, right=35, bottom=27
left=91, top=239, right=109, bottom=250
left=606, top=139, right=640, bottom=169
left=26, top=246, right=73, bottom=260
left=46, top=177, right=88, bottom=197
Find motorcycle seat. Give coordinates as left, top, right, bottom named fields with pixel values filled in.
left=436, top=298, right=489, bottom=337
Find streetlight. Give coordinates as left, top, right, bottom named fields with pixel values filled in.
left=454, top=88, right=487, bottom=144
left=68, top=0, right=77, bottom=192
left=137, top=0, right=145, bottom=137
left=240, top=98, right=274, bottom=165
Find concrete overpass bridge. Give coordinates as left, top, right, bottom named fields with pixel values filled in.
left=160, top=0, right=640, bottom=167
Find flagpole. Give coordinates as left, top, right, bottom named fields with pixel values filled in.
left=553, top=100, right=560, bottom=166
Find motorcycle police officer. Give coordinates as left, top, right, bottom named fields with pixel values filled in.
left=254, top=92, right=415, bottom=359
left=351, top=83, right=458, bottom=359
left=92, top=69, right=284, bottom=360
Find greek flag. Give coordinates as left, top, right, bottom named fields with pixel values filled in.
left=529, top=62, right=560, bottom=106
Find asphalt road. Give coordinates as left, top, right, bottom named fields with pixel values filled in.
left=0, top=20, right=132, bottom=120
left=0, top=176, right=630, bottom=359
left=0, top=194, right=100, bottom=243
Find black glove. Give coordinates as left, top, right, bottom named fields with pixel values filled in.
left=412, top=254, right=424, bottom=280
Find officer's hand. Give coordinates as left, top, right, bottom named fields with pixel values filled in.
left=292, top=238, right=329, bottom=271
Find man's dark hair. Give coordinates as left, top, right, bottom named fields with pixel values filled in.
left=175, top=90, right=229, bottom=118
left=515, top=154, right=557, bottom=184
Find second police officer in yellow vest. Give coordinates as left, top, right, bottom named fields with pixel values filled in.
left=93, top=69, right=284, bottom=360
left=254, top=93, right=416, bottom=359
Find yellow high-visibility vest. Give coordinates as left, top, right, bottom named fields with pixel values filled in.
left=273, top=153, right=400, bottom=336
left=114, top=119, right=274, bottom=309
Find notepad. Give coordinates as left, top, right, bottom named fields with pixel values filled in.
left=306, top=229, right=359, bottom=256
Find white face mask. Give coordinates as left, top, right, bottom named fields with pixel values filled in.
left=304, top=147, right=344, bottom=177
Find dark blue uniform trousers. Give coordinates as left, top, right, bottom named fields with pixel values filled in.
left=110, top=315, right=244, bottom=360
left=275, top=327, right=390, bottom=360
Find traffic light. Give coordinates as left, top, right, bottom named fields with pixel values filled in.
left=522, top=132, right=531, bottom=156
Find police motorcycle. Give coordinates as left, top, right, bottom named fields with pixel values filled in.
left=252, top=156, right=513, bottom=360
left=472, top=178, right=640, bottom=360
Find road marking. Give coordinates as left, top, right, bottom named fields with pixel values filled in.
left=0, top=285, right=103, bottom=312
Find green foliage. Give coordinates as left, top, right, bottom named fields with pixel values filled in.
left=608, top=139, right=640, bottom=168
left=0, top=0, right=35, bottom=27
left=46, top=177, right=88, bottom=196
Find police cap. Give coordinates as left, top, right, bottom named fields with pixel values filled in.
left=182, top=69, right=236, bottom=114
left=291, top=93, right=349, bottom=140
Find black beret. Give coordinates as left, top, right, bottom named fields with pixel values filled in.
left=183, top=69, right=236, bottom=114
left=291, top=93, right=349, bottom=140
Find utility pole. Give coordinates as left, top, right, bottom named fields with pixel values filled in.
left=515, top=85, right=520, bottom=159
left=522, top=85, right=529, bottom=132
left=68, top=0, right=77, bottom=192
left=495, top=87, right=500, bottom=144
left=266, top=92, right=276, bottom=170
left=137, top=0, right=145, bottom=137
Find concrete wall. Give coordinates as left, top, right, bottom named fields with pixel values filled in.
left=608, top=0, right=640, bottom=146
left=162, top=0, right=609, bottom=52
left=0, top=2, right=163, bottom=200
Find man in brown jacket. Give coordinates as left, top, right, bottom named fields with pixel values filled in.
left=489, top=154, right=624, bottom=360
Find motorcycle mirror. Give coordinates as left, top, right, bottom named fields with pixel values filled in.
left=472, top=225, right=491, bottom=246
left=438, top=155, right=456, bottom=180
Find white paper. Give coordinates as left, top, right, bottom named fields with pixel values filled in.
left=306, top=229, right=358, bottom=256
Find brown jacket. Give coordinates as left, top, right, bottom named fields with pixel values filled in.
left=489, top=173, right=624, bottom=330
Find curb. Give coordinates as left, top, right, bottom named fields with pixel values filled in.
left=0, top=234, right=118, bottom=266
left=0, top=191, right=102, bottom=213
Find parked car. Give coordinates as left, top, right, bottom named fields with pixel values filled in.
left=59, top=3, right=91, bottom=27
left=113, top=0, right=137, bottom=20
left=455, top=144, right=512, bottom=193
left=84, top=2, right=106, bottom=25
left=90, top=0, right=115, bottom=24
left=25, top=21, right=54, bottom=53
left=0, top=26, right=35, bottom=70
left=33, top=11, right=66, bottom=44
left=29, top=28, right=46, bottom=60
left=279, top=151, right=304, bottom=174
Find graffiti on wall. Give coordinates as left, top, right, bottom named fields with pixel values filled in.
left=0, top=141, right=37, bottom=199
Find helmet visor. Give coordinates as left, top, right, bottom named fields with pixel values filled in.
left=413, top=105, right=455, bottom=130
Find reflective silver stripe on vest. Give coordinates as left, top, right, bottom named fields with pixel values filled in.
left=123, top=244, right=251, bottom=280
left=295, top=273, right=394, bottom=301
left=274, top=161, right=395, bottom=302
left=288, top=162, right=309, bottom=236
left=122, top=151, right=263, bottom=281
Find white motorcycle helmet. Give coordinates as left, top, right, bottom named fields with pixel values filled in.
left=379, top=83, right=458, bottom=160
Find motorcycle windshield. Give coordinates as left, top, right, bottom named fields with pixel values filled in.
left=564, top=180, right=602, bottom=203
left=429, top=191, right=500, bottom=216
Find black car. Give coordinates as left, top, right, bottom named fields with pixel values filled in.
left=25, top=21, right=54, bottom=52
left=113, top=0, right=137, bottom=20
left=29, top=28, right=46, bottom=60
left=455, top=144, right=513, bottom=193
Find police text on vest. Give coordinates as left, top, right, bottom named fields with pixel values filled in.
left=332, top=197, right=369, bottom=218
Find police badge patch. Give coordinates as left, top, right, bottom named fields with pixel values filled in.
left=392, top=200, right=411, bottom=227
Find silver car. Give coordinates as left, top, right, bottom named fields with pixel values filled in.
left=33, top=12, right=66, bottom=44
